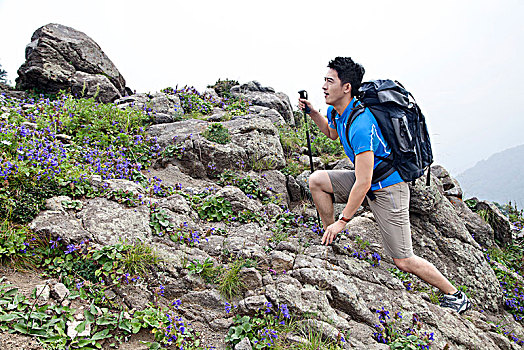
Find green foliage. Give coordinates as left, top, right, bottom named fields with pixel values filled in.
left=249, top=152, right=277, bottom=171
left=225, top=308, right=286, bottom=349
left=197, top=195, right=233, bottom=221
left=224, top=99, right=250, bottom=117
left=0, top=280, right=203, bottom=349
left=218, top=170, right=272, bottom=203
left=487, top=240, right=524, bottom=322
left=163, top=86, right=214, bottom=116
left=187, top=257, right=220, bottom=283
left=132, top=304, right=203, bottom=349
left=120, top=242, right=161, bottom=277
left=106, top=189, right=140, bottom=207
left=0, top=173, right=62, bottom=224
left=373, top=309, right=434, bottom=349
left=61, top=199, right=83, bottom=211
left=218, top=258, right=245, bottom=300
left=477, top=209, right=496, bottom=226
left=202, top=122, right=231, bottom=144
left=0, top=93, right=160, bottom=223
left=150, top=208, right=175, bottom=236
left=464, top=198, right=478, bottom=210
left=0, top=281, right=75, bottom=348
left=208, top=79, right=239, bottom=99
left=162, top=141, right=186, bottom=160
left=0, top=220, right=41, bottom=268
left=43, top=240, right=159, bottom=299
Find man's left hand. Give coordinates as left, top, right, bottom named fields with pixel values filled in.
left=321, top=220, right=347, bottom=245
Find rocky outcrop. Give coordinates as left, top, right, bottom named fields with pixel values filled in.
left=148, top=117, right=286, bottom=177
left=114, top=92, right=184, bottom=124
left=27, top=158, right=520, bottom=349
left=16, top=23, right=130, bottom=102
left=231, top=81, right=295, bottom=126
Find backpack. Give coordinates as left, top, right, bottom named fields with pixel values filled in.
left=332, top=79, right=433, bottom=190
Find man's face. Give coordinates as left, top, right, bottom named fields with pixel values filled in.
left=323, top=68, right=351, bottom=106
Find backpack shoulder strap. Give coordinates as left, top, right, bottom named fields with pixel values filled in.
left=344, top=104, right=366, bottom=152
left=330, top=107, right=337, bottom=127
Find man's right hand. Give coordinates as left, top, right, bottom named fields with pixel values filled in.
left=298, top=98, right=313, bottom=114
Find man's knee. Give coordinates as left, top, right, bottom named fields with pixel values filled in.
left=309, top=170, right=329, bottom=190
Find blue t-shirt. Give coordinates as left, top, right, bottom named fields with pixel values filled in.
left=327, top=98, right=403, bottom=190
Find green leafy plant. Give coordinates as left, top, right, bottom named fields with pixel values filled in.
left=0, top=220, right=41, bottom=269
left=106, top=189, right=140, bottom=207
left=61, top=199, right=83, bottom=211
left=202, top=122, right=231, bottom=144
left=187, top=257, right=220, bottom=283
left=373, top=308, right=434, bottom=349
left=225, top=305, right=288, bottom=349
left=150, top=208, right=175, bottom=236
left=197, top=196, right=233, bottom=221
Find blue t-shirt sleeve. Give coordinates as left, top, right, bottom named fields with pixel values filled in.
left=327, top=106, right=335, bottom=129
left=348, top=112, right=382, bottom=155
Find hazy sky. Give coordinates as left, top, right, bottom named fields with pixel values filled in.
left=1, top=0, right=522, bottom=176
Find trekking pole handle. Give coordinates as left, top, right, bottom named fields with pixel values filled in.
left=298, top=90, right=311, bottom=113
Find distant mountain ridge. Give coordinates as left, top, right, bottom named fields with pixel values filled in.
left=457, top=144, right=524, bottom=206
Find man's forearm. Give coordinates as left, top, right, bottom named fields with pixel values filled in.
left=309, top=109, right=334, bottom=139
left=340, top=180, right=369, bottom=220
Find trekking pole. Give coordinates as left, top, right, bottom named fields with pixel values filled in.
left=298, top=90, right=322, bottom=229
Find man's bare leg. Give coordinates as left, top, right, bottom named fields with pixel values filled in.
left=394, top=255, right=457, bottom=294
left=308, top=170, right=336, bottom=229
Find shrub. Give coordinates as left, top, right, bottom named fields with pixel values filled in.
left=202, top=122, right=231, bottom=144
left=207, top=78, right=239, bottom=99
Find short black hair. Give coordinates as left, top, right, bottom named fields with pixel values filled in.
left=327, top=57, right=365, bottom=97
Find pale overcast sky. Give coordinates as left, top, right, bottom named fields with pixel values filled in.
left=0, top=0, right=522, bottom=175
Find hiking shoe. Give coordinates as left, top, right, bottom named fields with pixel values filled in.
left=439, top=291, right=472, bottom=314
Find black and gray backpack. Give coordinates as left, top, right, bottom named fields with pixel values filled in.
left=333, top=79, right=433, bottom=192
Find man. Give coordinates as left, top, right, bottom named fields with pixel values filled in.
left=298, top=57, right=471, bottom=314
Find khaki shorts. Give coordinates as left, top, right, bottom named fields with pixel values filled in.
left=327, top=170, right=413, bottom=259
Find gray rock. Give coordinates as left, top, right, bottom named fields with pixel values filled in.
left=234, top=337, right=251, bottom=350
left=70, top=71, right=121, bottom=102
left=67, top=319, right=91, bottom=338
left=431, top=164, right=463, bottom=198
left=238, top=295, right=269, bottom=314
left=16, top=23, right=128, bottom=102
left=476, top=200, right=512, bottom=246
left=52, top=283, right=70, bottom=301
left=231, top=81, right=295, bottom=125
left=216, top=186, right=261, bottom=213
left=299, top=155, right=324, bottom=170
left=270, top=250, right=294, bottom=273
left=78, top=198, right=151, bottom=245
left=148, top=117, right=285, bottom=176
left=449, top=197, right=496, bottom=248
left=35, top=284, right=50, bottom=303
left=287, top=175, right=303, bottom=202
left=332, top=157, right=354, bottom=170
left=239, top=267, right=263, bottom=291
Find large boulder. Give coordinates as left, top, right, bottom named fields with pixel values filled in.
left=231, top=81, right=295, bottom=125
left=148, top=117, right=286, bottom=177
left=16, top=23, right=130, bottom=102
